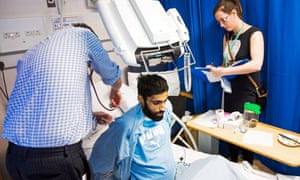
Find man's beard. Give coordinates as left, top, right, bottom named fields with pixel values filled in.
left=142, top=102, right=165, bottom=122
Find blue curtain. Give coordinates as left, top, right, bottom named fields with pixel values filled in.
left=161, top=0, right=300, bottom=175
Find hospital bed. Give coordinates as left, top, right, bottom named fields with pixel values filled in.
left=84, top=1, right=299, bottom=178
left=82, top=80, right=299, bottom=180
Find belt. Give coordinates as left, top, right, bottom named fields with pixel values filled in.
left=8, top=141, right=82, bottom=158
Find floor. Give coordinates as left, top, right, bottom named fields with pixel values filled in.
left=236, top=155, right=275, bottom=175
left=253, top=159, right=275, bottom=175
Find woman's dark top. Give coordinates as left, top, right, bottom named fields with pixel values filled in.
left=224, top=27, right=261, bottom=113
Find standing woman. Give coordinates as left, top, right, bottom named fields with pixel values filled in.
left=207, top=0, right=264, bottom=164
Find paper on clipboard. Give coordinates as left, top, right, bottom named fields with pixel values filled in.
left=193, top=59, right=250, bottom=93
left=201, top=71, right=221, bottom=83
left=192, top=69, right=232, bottom=92
left=194, top=59, right=250, bottom=82
left=192, top=67, right=221, bottom=83
left=221, top=78, right=232, bottom=93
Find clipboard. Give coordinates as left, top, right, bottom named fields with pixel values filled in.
left=193, top=58, right=250, bottom=83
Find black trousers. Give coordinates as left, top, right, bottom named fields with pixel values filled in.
left=229, top=144, right=254, bottom=164
left=6, top=141, right=93, bottom=180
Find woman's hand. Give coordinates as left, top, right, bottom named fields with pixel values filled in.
left=206, top=65, right=226, bottom=78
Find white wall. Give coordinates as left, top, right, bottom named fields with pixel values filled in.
left=0, top=0, right=127, bottom=179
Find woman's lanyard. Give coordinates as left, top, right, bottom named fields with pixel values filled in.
left=225, top=22, right=244, bottom=67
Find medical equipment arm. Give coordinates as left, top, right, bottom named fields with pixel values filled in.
left=95, top=0, right=189, bottom=68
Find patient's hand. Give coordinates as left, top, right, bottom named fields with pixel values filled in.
left=93, top=111, right=113, bottom=125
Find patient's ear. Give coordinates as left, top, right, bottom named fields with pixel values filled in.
left=138, top=95, right=144, bottom=105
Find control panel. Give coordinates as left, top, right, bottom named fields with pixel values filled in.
left=0, top=17, right=47, bottom=53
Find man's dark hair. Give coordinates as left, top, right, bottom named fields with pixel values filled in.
left=72, top=23, right=97, bottom=36
left=137, top=74, right=168, bottom=98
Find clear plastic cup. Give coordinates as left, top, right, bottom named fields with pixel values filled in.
left=239, top=117, right=249, bottom=133
left=240, top=103, right=260, bottom=133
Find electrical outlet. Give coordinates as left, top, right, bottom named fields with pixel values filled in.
left=0, top=61, right=4, bottom=71
left=0, top=17, right=46, bottom=53
left=87, top=0, right=97, bottom=9
left=3, top=32, right=20, bottom=39
left=47, top=0, right=56, bottom=8
left=25, top=30, right=41, bottom=36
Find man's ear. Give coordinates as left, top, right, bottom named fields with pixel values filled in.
left=138, top=95, right=144, bottom=105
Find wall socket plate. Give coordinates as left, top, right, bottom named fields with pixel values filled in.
left=0, top=61, right=4, bottom=71
left=0, top=17, right=47, bottom=53
left=47, top=0, right=56, bottom=8
left=87, top=0, right=97, bottom=9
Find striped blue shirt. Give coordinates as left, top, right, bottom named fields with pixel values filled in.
left=2, top=26, right=121, bottom=147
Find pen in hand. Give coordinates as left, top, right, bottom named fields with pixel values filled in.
left=194, top=59, right=214, bottom=70
left=205, top=60, right=215, bottom=69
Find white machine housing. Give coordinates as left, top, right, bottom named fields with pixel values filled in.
left=95, top=0, right=189, bottom=67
